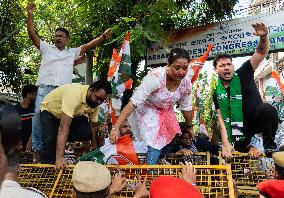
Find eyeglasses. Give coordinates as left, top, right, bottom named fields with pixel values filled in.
left=96, top=95, right=107, bottom=105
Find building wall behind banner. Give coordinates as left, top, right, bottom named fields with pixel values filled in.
left=147, top=10, right=284, bottom=66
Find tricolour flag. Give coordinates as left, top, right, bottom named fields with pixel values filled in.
left=190, top=44, right=213, bottom=84
left=116, top=78, right=133, bottom=95
left=98, top=32, right=133, bottom=124
left=271, top=70, right=284, bottom=96
left=107, top=49, right=121, bottom=82
left=265, top=70, right=284, bottom=120
left=79, top=134, right=139, bottom=165
left=108, top=31, right=132, bottom=96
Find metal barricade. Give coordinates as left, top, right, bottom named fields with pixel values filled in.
left=226, top=152, right=273, bottom=196
left=137, top=152, right=219, bottom=165
left=19, top=164, right=235, bottom=198
left=19, top=151, right=34, bottom=164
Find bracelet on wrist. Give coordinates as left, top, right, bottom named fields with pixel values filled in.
left=112, top=127, right=118, bottom=131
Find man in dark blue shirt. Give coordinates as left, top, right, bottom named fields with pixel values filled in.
left=15, top=85, right=38, bottom=152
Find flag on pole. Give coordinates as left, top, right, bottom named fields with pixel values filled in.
left=78, top=134, right=139, bottom=165
left=190, top=44, right=213, bottom=84
left=271, top=70, right=284, bottom=96
left=98, top=103, right=109, bottom=124
left=107, top=49, right=120, bottom=82
left=98, top=32, right=133, bottom=124
left=108, top=31, right=132, bottom=95
left=191, top=45, right=213, bottom=135
left=116, top=78, right=133, bottom=94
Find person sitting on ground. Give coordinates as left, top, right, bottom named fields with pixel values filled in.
left=159, top=122, right=220, bottom=164
left=104, top=120, right=148, bottom=154
left=15, top=84, right=38, bottom=152
left=133, top=161, right=204, bottom=198
left=71, top=161, right=127, bottom=198
left=161, top=122, right=219, bottom=157
left=257, top=151, right=284, bottom=198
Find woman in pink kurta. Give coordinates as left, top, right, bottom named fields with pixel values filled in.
left=110, top=48, right=193, bottom=164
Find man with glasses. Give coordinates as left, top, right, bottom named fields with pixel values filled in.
left=39, top=80, right=112, bottom=170
left=26, top=3, right=112, bottom=161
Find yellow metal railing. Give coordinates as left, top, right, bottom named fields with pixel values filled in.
left=137, top=152, right=215, bottom=165
left=19, top=151, right=274, bottom=197
left=226, top=152, right=273, bottom=196
left=20, top=152, right=214, bottom=165
left=19, top=164, right=235, bottom=198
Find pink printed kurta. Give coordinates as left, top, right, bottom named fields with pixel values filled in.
left=129, top=67, right=193, bottom=150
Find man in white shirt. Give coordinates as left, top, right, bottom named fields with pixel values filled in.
left=0, top=151, right=47, bottom=198
left=26, top=3, right=113, bottom=161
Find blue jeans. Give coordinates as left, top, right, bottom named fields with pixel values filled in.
left=32, top=85, right=57, bottom=151
left=146, top=146, right=162, bottom=165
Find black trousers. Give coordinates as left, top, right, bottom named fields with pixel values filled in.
left=198, top=103, right=279, bottom=154
left=244, top=103, right=279, bottom=151
left=41, top=110, right=92, bottom=164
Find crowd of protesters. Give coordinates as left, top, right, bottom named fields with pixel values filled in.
left=1, top=2, right=284, bottom=198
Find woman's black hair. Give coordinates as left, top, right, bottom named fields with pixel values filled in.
left=168, top=48, right=190, bottom=65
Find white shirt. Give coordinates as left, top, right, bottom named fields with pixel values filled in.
left=36, top=40, right=81, bottom=86
left=0, top=180, right=47, bottom=198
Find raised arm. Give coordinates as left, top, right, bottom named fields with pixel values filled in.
left=26, top=3, right=40, bottom=49
left=250, top=23, right=270, bottom=71
left=80, top=28, right=113, bottom=55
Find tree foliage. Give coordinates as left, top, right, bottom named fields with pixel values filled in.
left=0, top=0, right=25, bottom=93
left=0, top=0, right=238, bottom=93
left=192, top=71, right=218, bottom=136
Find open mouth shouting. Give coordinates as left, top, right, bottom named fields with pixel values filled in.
left=222, top=71, right=232, bottom=81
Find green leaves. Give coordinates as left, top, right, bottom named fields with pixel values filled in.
left=0, top=0, right=238, bottom=94
left=192, top=71, right=218, bottom=136
left=0, top=0, right=25, bottom=92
